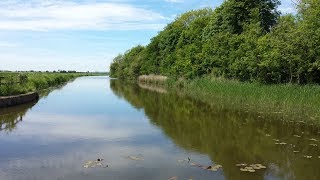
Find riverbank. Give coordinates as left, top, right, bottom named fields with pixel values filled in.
left=0, top=72, right=101, bottom=97
left=139, top=75, right=320, bottom=123
left=0, top=92, right=39, bottom=108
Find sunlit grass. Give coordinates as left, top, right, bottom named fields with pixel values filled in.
left=0, top=72, right=90, bottom=96
left=167, top=76, right=320, bottom=123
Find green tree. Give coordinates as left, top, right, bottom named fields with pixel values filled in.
left=221, top=0, right=280, bottom=34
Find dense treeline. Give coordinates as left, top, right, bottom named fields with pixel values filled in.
left=110, top=0, right=320, bottom=84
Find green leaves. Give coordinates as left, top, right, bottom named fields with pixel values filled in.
left=109, top=0, right=319, bottom=84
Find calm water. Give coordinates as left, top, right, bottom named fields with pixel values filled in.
left=0, top=76, right=319, bottom=180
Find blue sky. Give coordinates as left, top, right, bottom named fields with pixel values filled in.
left=0, top=0, right=296, bottom=72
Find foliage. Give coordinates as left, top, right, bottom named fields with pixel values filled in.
left=110, top=0, right=320, bottom=84
left=0, top=72, right=91, bottom=96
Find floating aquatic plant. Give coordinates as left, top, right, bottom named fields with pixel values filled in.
left=239, top=164, right=266, bottom=173
left=206, top=165, right=222, bottom=171
left=240, top=166, right=255, bottom=172
left=309, top=144, right=318, bottom=147
left=187, top=158, right=222, bottom=172
left=251, top=164, right=266, bottom=169
left=309, top=138, right=318, bottom=142
left=83, top=159, right=108, bottom=168
left=206, top=166, right=218, bottom=171
left=293, top=135, right=301, bottom=138
left=275, top=142, right=287, bottom=145
left=236, top=163, right=247, bottom=167
left=240, top=168, right=248, bottom=172
left=304, top=155, right=312, bottom=159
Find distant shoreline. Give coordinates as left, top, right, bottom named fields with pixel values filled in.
left=0, top=72, right=106, bottom=108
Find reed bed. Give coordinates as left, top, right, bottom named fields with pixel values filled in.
left=138, top=75, right=168, bottom=84
left=168, top=77, right=320, bottom=123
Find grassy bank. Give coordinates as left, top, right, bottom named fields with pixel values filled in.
left=160, top=77, right=320, bottom=123
left=0, top=72, right=98, bottom=96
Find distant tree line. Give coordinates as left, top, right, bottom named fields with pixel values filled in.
left=0, top=70, right=91, bottom=73
left=110, top=0, right=320, bottom=84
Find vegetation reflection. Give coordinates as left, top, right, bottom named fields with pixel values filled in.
left=0, top=101, right=37, bottom=132
left=110, top=80, right=320, bottom=180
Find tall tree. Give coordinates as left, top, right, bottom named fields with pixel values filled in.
left=221, top=0, right=280, bottom=34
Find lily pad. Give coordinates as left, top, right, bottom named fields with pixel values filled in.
left=240, top=166, right=256, bottom=173
left=275, top=142, right=287, bottom=145
left=245, top=167, right=254, bottom=170
left=236, top=163, right=247, bottom=167
left=250, top=164, right=266, bottom=169
left=83, top=159, right=107, bottom=169
left=304, top=155, right=312, bottom=159
left=206, top=164, right=222, bottom=171
left=206, top=166, right=218, bottom=171
left=240, top=168, right=248, bottom=172
left=255, top=164, right=266, bottom=169
left=188, top=158, right=222, bottom=172
left=309, top=138, right=318, bottom=142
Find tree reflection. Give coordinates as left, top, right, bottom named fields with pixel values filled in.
left=110, top=79, right=320, bottom=180
left=0, top=101, right=37, bottom=132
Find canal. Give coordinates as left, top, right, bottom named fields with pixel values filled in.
left=0, top=76, right=319, bottom=180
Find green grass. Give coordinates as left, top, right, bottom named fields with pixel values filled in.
left=166, top=76, right=320, bottom=123
left=0, top=72, right=99, bottom=96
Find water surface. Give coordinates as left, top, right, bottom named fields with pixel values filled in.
left=0, top=76, right=319, bottom=180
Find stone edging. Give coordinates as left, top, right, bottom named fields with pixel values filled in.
left=0, top=92, right=39, bottom=108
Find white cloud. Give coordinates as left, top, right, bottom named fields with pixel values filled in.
left=0, top=0, right=166, bottom=31
left=0, top=52, right=114, bottom=72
